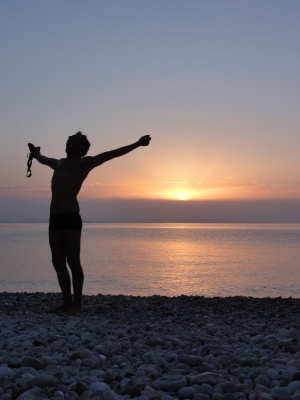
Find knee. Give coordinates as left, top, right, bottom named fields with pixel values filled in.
left=67, top=259, right=84, bottom=275
left=52, top=256, right=67, bottom=271
left=66, top=255, right=81, bottom=270
left=68, top=262, right=83, bottom=274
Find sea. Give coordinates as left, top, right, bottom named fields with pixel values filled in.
left=1, top=223, right=300, bottom=298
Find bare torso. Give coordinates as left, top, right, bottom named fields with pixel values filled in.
left=34, top=134, right=151, bottom=214
left=50, top=158, right=92, bottom=214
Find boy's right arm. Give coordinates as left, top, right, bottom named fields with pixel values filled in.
left=33, top=147, right=59, bottom=170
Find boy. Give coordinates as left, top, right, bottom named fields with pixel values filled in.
left=31, top=132, right=151, bottom=313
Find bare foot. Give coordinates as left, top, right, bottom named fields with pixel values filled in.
left=66, top=304, right=82, bottom=315
left=49, top=303, right=72, bottom=313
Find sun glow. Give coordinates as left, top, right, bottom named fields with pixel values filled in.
left=175, top=191, right=189, bottom=201
left=158, top=191, right=201, bottom=201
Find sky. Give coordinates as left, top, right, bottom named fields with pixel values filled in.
left=1, top=0, right=300, bottom=222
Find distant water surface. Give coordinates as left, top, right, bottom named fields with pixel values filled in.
left=0, top=223, right=300, bottom=297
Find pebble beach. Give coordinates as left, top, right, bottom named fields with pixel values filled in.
left=1, top=293, right=300, bottom=400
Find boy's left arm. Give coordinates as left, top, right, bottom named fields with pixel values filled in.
left=88, top=135, right=151, bottom=169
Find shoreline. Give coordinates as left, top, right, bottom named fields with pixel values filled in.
left=1, top=293, right=300, bottom=399
left=1, top=292, right=300, bottom=322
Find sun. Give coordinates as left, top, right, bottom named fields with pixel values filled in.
left=175, top=191, right=189, bottom=201
left=159, top=191, right=195, bottom=200
left=153, top=187, right=205, bottom=201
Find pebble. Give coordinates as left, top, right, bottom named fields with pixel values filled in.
left=1, top=293, right=300, bottom=399
left=0, top=366, right=13, bottom=379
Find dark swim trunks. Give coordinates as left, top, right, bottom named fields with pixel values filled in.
left=49, top=213, right=82, bottom=232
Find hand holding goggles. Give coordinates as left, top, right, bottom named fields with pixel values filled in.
left=26, top=143, right=36, bottom=178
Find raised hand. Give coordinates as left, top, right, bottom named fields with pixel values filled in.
left=138, top=135, right=151, bottom=146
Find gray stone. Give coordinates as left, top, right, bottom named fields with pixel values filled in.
left=254, top=374, right=271, bottom=387
left=272, top=386, right=291, bottom=400
left=0, top=366, right=13, bottom=379
left=202, top=362, right=214, bottom=371
left=255, top=395, right=272, bottom=400
left=17, top=388, right=42, bottom=400
left=21, top=356, right=43, bottom=370
left=178, top=386, right=196, bottom=399
left=152, top=375, right=187, bottom=391
left=282, top=367, right=298, bottom=381
left=211, top=394, right=223, bottom=400
left=103, top=390, right=125, bottom=400
left=193, top=394, right=211, bottom=400
left=82, top=358, right=98, bottom=369
left=131, top=397, right=149, bottom=400
left=222, top=381, right=239, bottom=393
left=89, top=382, right=111, bottom=393
left=179, top=354, right=204, bottom=367
left=292, top=391, right=300, bottom=400
left=223, top=394, right=238, bottom=400
left=28, top=373, right=56, bottom=388
left=289, top=328, right=300, bottom=342
left=266, top=368, right=280, bottom=381
left=197, top=383, right=213, bottom=395
left=142, top=386, right=166, bottom=400
left=288, top=381, right=300, bottom=395
left=192, top=372, right=222, bottom=385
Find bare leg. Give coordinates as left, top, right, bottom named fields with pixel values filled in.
left=49, top=230, right=72, bottom=310
left=63, top=230, right=84, bottom=311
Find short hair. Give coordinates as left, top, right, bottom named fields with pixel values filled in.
left=75, top=131, right=90, bottom=157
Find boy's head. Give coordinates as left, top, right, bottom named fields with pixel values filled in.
left=66, top=131, right=90, bottom=157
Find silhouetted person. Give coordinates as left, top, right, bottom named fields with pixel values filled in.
left=31, top=132, right=151, bottom=314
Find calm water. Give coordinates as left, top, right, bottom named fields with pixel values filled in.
left=0, top=223, right=300, bottom=298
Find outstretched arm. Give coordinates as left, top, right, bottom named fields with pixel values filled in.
left=89, top=135, right=151, bottom=169
left=32, top=146, right=59, bottom=170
